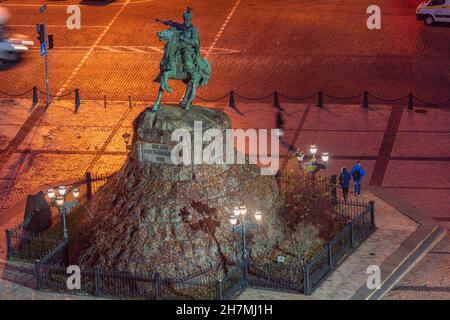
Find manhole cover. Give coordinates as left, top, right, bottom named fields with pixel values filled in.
left=415, top=109, right=428, bottom=114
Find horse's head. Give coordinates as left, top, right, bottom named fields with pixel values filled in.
left=157, top=27, right=179, bottom=43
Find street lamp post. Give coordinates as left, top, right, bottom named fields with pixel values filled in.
left=229, top=205, right=262, bottom=287
left=296, top=145, right=329, bottom=176
left=46, top=185, right=80, bottom=242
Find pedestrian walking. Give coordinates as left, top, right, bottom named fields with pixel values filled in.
left=339, top=167, right=351, bottom=201
left=351, top=161, right=366, bottom=196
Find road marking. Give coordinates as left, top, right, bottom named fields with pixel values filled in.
left=55, top=0, right=134, bottom=97
left=205, top=0, right=241, bottom=58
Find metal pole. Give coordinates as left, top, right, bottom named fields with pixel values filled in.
left=35, top=260, right=42, bottom=290
left=95, top=265, right=101, bottom=296
left=42, top=8, right=50, bottom=107
left=61, top=206, right=68, bottom=242
left=155, top=272, right=161, bottom=300
left=369, top=200, right=375, bottom=230
left=241, top=219, right=248, bottom=288
left=216, top=279, right=223, bottom=300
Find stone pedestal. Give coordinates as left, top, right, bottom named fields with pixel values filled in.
left=78, top=105, right=284, bottom=276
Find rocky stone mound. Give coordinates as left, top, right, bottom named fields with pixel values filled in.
left=78, top=105, right=284, bottom=276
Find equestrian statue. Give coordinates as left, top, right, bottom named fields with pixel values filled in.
left=152, top=7, right=211, bottom=111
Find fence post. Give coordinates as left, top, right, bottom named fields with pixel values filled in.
left=369, top=200, right=376, bottom=230
left=32, top=86, right=38, bottom=106
left=229, top=90, right=236, bottom=108
left=95, top=265, right=101, bottom=296
left=5, top=229, right=12, bottom=260
left=216, top=279, right=223, bottom=300
left=35, top=260, right=42, bottom=290
left=363, top=91, right=369, bottom=108
left=85, top=172, right=92, bottom=201
left=349, top=221, right=354, bottom=249
left=330, top=174, right=337, bottom=204
left=303, top=264, right=310, bottom=295
left=317, top=91, right=323, bottom=108
left=74, top=89, right=80, bottom=113
left=155, top=272, right=161, bottom=300
left=274, top=91, right=281, bottom=109
left=327, top=243, right=332, bottom=270
left=408, top=93, right=413, bottom=110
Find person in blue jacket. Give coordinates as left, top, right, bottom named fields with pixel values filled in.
left=351, top=161, right=366, bottom=196
left=339, top=167, right=351, bottom=201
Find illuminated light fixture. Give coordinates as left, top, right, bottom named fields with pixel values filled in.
left=233, top=206, right=241, bottom=216
left=56, top=196, right=64, bottom=207
left=47, top=188, right=56, bottom=199
left=229, top=215, right=238, bottom=225
left=72, top=187, right=80, bottom=199
left=309, top=145, right=317, bottom=155
left=254, top=211, right=262, bottom=221
left=321, top=152, right=329, bottom=163
left=239, top=205, right=247, bottom=216
left=58, top=185, right=67, bottom=197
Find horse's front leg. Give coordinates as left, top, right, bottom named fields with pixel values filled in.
left=180, top=82, right=191, bottom=108
left=152, top=87, right=164, bottom=111
left=184, top=82, right=197, bottom=110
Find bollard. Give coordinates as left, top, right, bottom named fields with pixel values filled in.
left=363, top=91, right=369, bottom=108
left=104, top=95, right=107, bottom=109
left=274, top=91, right=281, bottom=109
left=276, top=111, right=284, bottom=129
left=408, top=93, right=413, bottom=110
left=32, top=86, right=38, bottom=106
left=74, top=89, right=80, bottom=113
left=317, top=91, right=323, bottom=108
left=229, top=90, right=236, bottom=108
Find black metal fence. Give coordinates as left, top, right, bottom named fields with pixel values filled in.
left=5, top=172, right=109, bottom=261
left=5, top=171, right=374, bottom=299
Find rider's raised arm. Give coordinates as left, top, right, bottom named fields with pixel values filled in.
left=157, top=19, right=183, bottom=29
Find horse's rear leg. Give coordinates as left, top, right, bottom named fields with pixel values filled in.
left=180, top=82, right=191, bottom=108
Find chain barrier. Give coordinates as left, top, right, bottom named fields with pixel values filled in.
left=234, top=92, right=274, bottom=101
left=278, top=92, right=318, bottom=101
left=37, top=88, right=74, bottom=98
left=0, top=88, right=34, bottom=97
left=323, top=93, right=364, bottom=100
left=412, top=95, right=450, bottom=107
left=0, top=87, right=449, bottom=108
left=367, top=93, right=410, bottom=103
left=196, top=92, right=230, bottom=102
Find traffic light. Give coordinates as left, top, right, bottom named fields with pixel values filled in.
left=48, top=34, right=54, bottom=49
left=36, top=23, right=45, bottom=44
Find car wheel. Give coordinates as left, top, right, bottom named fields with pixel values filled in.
left=424, top=15, right=434, bottom=25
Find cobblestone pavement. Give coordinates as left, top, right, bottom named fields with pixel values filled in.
left=237, top=191, right=418, bottom=300
left=384, top=236, right=450, bottom=300
left=0, top=0, right=449, bottom=103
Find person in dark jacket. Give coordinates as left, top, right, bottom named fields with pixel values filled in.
left=339, top=167, right=351, bottom=201
left=351, top=161, right=366, bottom=196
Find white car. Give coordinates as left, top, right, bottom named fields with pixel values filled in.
left=0, top=34, right=33, bottom=66
left=416, top=0, right=450, bottom=25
